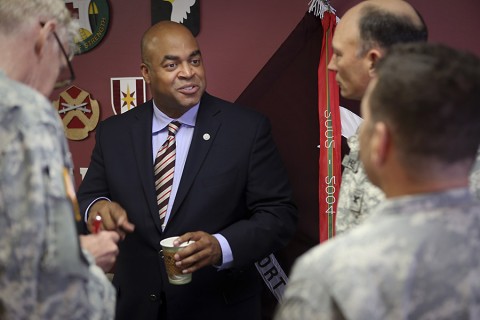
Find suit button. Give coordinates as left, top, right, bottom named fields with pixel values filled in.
left=149, top=294, right=158, bottom=302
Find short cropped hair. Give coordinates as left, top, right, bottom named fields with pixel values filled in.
left=0, top=0, right=77, bottom=52
left=358, top=4, right=428, bottom=56
left=370, top=43, right=480, bottom=167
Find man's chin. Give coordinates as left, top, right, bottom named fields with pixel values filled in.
left=180, top=94, right=202, bottom=108
left=182, top=99, right=200, bottom=109
left=340, top=89, right=361, bottom=101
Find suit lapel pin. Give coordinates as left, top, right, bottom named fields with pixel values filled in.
left=203, top=133, right=211, bottom=141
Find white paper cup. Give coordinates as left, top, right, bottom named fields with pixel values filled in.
left=160, top=236, right=194, bottom=285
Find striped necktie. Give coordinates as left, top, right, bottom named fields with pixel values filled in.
left=154, top=121, right=181, bottom=227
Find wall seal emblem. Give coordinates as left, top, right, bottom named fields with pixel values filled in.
left=65, top=0, right=110, bottom=54
left=53, top=85, right=100, bottom=141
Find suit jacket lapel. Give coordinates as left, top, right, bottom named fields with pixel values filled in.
left=130, top=101, right=164, bottom=234
left=169, top=94, right=221, bottom=222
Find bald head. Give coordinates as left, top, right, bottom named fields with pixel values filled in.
left=139, top=20, right=206, bottom=117
left=328, top=0, right=427, bottom=100
left=141, top=21, right=198, bottom=65
left=348, top=0, right=424, bottom=26
left=350, top=0, right=428, bottom=54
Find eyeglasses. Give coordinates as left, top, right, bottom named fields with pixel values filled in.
left=40, top=22, right=76, bottom=89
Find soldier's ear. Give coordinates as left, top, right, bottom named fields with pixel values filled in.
left=371, top=121, right=390, bottom=167
left=35, top=21, right=55, bottom=58
left=367, top=48, right=382, bottom=78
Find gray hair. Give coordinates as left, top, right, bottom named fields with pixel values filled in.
left=357, top=4, right=428, bottom=57
left=0, top=0, right=78, bottom=53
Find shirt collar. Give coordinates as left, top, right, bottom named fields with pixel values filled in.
left=152, top=100, right=199, bottom=134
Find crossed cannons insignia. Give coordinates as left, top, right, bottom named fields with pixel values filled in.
left=53, top=85, right=100, bottom=141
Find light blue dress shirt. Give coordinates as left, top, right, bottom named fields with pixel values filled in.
left=151, top=102, right=196, bottom=227
left=151, top=101, right=232, bottom=268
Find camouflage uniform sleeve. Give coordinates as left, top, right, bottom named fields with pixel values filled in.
left=0, top=92, right=115, bottom=320
left=336, top=134, right=385, bottom=235
left=275, top=246, right=346, bottom=320
left=469, top=146, right=480, bottom=199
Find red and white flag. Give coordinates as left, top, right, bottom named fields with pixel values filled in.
left=236, top=1, right=341, bottom=314
left=317, top=9, right=340, bottom=242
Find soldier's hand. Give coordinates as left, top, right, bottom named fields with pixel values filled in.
left=173, top=231, right=222, bottom=273
left=79, top=231, right=120, bottom=272
left=87, top=200, right=135, bottom=239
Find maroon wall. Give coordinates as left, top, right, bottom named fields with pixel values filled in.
left=62, top=0, right=480, bottom=188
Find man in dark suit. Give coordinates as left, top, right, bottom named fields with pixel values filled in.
left=77, top=21, right=297, bottom=320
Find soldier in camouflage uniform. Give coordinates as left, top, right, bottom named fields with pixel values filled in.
left=328, top=0, right=428, bottom=235
left=336, top=134, right=385, bottom=234
left=0, top=0, right=120, bottom=318
left=276, top=43, right=480, bottom=320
